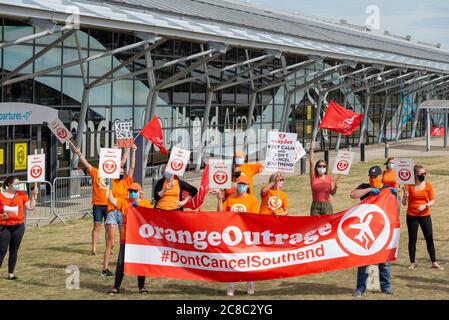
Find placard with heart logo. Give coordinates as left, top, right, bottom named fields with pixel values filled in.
left=394, top=158, right=415, bottom=185
left=98, top=148, right=122, bottom=179
left=166, top=146, right=191, bottom=177
left=27, top=154, right=46, bottom=182
left=208, top=158, right=232, bottom=189
left=332, top=151, right=355, bottom=175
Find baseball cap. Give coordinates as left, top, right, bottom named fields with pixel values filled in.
left=128, top=182, right=143, bottom=194
left=368, top=166, right=382, bottom=177
left=237, top=175, right=250, bottom=185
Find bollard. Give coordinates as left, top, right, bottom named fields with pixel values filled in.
left=324, top=150, right=329, bottom=166
left=300, top=157, right=307, bottom=175
left=384, top=142, right=389, bottom=159
left=360, top=143, right=365, bottom=162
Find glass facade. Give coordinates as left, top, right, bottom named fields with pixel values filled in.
left=0, top=18, right=431, bottom=180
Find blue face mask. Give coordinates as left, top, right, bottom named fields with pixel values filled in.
left=129, top=191, right=139, bottom=199
left=237, top=184, right=248, bottom=194
left=10, top=184, right=19, bottom=191
left=163, top=172, right=172, bottom=180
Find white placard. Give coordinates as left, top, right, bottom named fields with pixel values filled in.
left=166, top=147, right=191, bottom=177
left=265, top=131, right=298, bottom=173
left=208, top=159, right=232, bottom=189
left=295, top=141, right=306, bottom=163
left=48, top=118, right=73, bottom=144
left=395, top=158, right=415, bottom=185
left=332, top=150, right=355, bottom=175
left=27, top=154, right=46, bottom=182
left=98, top=148, right=122, bottom=179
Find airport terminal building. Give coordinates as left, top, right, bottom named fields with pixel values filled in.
left=1, top=0, right=449, bottom=183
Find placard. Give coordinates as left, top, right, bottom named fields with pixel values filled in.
left=265, top=131, right=298, bottom=173
left=27, top=154, right=46, bottom=182
left=332, top=150, right=355, bottom=175
left=295, top=141, right=306, bottom=163
left=395, top=158, right=415, bottom=185
left=114, top=120, right=134, bottom=148
left=208, top=159, right=232, bottom=189
left=98, top=148, right=122, bottom=179
left=48, top=118, right=73, bottom=144
left=166, top=147, right=191, bottom=177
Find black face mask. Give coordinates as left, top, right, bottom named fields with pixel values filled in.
left=417, top=175, right=426, bottom=182
left=233, top=171, right=242, bottom=179
left=118, top=174, right=124, bottom=180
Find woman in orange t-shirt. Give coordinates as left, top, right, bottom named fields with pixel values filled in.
left=217, top=175, right=259, bottom=297
left=0, top=176, right=38, bottom=280
left=259, top=173, right=288, bottom=215
left=402, top=165, right=442, bottom=270
left=382, top=157, right=398, bottom=189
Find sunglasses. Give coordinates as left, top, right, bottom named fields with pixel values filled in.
left=317, top=165, right=326, bottom=168
left=419, top=173, right=427, bottom=176
left=279, top=179, right=285, bottom=181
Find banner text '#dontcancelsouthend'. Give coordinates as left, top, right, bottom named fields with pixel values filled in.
left=138, top=223, right=332, bottom=250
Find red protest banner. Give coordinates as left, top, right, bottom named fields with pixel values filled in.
left=124, top=189, right=400, bottom=282
left=320, top=100, right=364, bottom=136
left=430, top=127, right=445, bottom=137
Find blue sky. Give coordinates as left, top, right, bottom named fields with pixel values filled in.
left=244, top=0, right=449, bottom=49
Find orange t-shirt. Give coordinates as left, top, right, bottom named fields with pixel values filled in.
left=382, top=170, right=398, bottom=189
left=222, top=193, right=259, bottom=214
left=259, top=188, right=289, bottom=215
left=113, top=197, right=152, bottom=242
left=89, top=167, right=108, bottom=206
left=155, top=179, right=181, bottom=211
left=106, top=176, right=133, bottom=213
left=407, top=182, right=434, bottom=217
left=0, top=191, right=29, bottom=226
left=225, top=163, right=263, bottom=198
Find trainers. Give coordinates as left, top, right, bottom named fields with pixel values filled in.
left=382, top=288, right=394, bottom=295
left=227, top=284, right=235, bottom=297
left=247, top=282, right=255, bottom=295
left=353, top=289, right=365, bottom=297
left=101, top=269, right=114, bottom=277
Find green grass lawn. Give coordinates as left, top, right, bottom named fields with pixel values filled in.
left=1, top=156, right=449, bottom=300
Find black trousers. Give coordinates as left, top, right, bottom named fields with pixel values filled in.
left=0, top=223, right=26, bottom=274
left=114, top=243, right=145, bottom=290
left=406, top=215, right=437, bottom=263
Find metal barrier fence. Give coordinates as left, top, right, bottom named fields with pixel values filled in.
left=52, top=176, right=93, bottom=224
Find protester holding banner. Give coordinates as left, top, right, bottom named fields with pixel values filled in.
left=259, top=173, right=288, bottom=215
left=309, top=144, right=337, bottom=216
left=350, top=166, right=395, bottom=297
left=154, top=166, right=198, bottom=211
left=225, top=151, right=263, bottom=199
left=382, top=157, right=398, bottom=189
left=217, top=175, right=259, bottom=296
left=107, top=182, right=152, bottom=295
left=0, top=176, right=38, bottom=280
left=402, top=165, right=442, bottom=270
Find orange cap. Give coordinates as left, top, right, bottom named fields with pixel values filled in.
left=237, top=175, right=250, bottom=185
left=235, top=150, right=245, bottom=158
left=128, top=182, right=143, bottom=194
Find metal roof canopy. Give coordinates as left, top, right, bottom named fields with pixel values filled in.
left=1, top=0, right=449, bottom=74
left=415, top=100, right=449, bottom=151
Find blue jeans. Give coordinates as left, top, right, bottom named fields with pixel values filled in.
left=356, top=263, right=391, bottom=292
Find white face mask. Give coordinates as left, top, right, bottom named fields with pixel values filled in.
left=235, top=157, right=244, bottom=165
left=317, top=167, right=326, bottom=175
left=387, top=163, right=394, bottom=170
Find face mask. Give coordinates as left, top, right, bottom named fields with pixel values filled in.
left=237, top=184, right=248, bottom=195
left=369, top=177, right=383, bottom=189
left=387, top=163, right=395, bottom=170
left=129, top=191, right=139, bottom=199
left=118, top=174, right=124, bottom=180
left=163, top=172, right=172, bottom=180
left=417, top=175, right=426, bottom=182
left=317, top=167, right=326, bottom=175
left=10, top=184, right=19, bottom=191
left=235, top=157, right=244, bottom=165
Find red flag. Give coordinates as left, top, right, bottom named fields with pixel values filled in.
left=182, top=165, right=209, bottom=210
left=430, top=127, right=445, bottom=137
left=320, top=100, right=364, bottom=136
left=140, top=116, right=168, bottom=154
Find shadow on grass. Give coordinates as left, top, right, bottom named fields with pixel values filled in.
left=396, top=274, right=449, bottom=286
left=162, top=281, right=351, bottom=297
left=44, top=245, right=91, bottom=255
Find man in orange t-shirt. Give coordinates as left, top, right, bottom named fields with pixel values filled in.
left=71, top=144, right=136, bottom=270
left=225, top=150, right=264, bottom=199
left=107, top=182, right=152, bottom=295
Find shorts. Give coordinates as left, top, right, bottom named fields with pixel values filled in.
left=105, top=210, right=123, bottom=225
left=310, top=201, right=333, bottom=216
left=92, top=205, right=108, bottom=224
